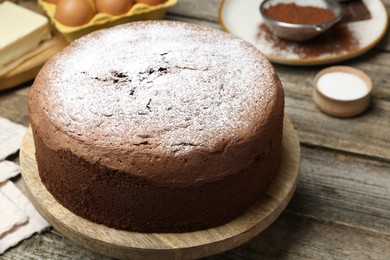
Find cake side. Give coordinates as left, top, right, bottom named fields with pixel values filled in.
left=28, top=21, right=284, bottom=232
left=32, top=125, right=282, bottom=232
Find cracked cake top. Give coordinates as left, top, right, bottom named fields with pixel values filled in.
left=29, top=21, right=283, bottom=183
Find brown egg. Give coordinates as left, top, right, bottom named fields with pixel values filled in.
left=44, top=0, right=59, bottom=3
left=135, top=0, right=167, bottom=6
left=55, top=0, right=95, bottom=27
left=96, top=0, right=134, bottom=16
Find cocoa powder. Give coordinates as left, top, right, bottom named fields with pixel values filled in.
left=265, top=3, right=336, bottom=24
left=257, top=23, right=359, bottom=59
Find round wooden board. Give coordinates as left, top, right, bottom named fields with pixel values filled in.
left=20, top=117, right=300, bottom=260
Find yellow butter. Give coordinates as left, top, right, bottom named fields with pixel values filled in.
left=0, top=1, right=51, bottom=69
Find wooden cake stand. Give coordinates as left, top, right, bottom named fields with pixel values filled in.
left=20, top=117, right=300, bottom=259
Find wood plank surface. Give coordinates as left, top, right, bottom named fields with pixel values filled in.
left=209, top=212, right=390, bottom=260
left=1, top=0, right=390, bottom=259
left=0, top=86, right=30, bottom=126
left=291, top=146, right=390, bottom=235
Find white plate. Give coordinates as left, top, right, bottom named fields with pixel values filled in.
left=219, top=0, right=389, bottom=65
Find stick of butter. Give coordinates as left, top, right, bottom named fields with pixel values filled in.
left=0, top=1, right=51, bottom=69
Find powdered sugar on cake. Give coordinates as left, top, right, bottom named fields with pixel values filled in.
left=39, top=21, right=278, bottom=153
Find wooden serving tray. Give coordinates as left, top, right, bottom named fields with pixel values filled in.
left=20, top=117, right=300, bottom=259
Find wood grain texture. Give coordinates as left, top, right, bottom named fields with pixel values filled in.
left=208, top=212, right=390, bottom=259
left=289, top=146, right=390, bottom=235
left=19, top=118, right=300, bottom=259
left=0, top=86, right=30, bottom=126
left=285, top=95, right=390, bottom=161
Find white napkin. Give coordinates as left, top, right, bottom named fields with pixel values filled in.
left=0, top=117, right=26, bottom=160
left=0, top=160, right=20, bottom=182
left=0, top=116, right=50, bottom=255
left=0, top=188, right=28, bottom=236
left=0, top=181, right=50, bottom=254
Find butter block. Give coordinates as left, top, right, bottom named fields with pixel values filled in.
left=0, top=1, right=51, bottom=69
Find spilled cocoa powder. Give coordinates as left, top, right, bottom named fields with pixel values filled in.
left=257, top=23, right=359, bottom=59
left=265, top=3, right=336, bottom=24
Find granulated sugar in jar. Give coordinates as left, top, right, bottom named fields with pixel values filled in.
left=313, top=66, right=372, bottom=117
left=317, top=71, right=369, bottom=100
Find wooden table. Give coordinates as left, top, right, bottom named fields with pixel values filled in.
left=2, top=0, right=390, bottom=259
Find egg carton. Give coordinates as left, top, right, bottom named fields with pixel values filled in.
left=38, top=0, right=178, bottom=42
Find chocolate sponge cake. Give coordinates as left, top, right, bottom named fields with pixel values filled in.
left=28, top=21, right=284, bottom=233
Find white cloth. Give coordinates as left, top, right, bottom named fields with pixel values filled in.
left=0, top=188, right=28, bottom=236
left=0, top=160, right=20, bottom=183
left=0, top=116, right=50, bottom=255
left=0, top=181, right=50, bottom=254
left=0, top=117, right=26, bottom=160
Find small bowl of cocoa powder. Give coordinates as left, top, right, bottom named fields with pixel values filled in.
left=260, top=0, right=343, bottom=41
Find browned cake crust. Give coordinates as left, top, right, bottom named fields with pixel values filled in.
left=28, top=21, right=284, bottom=233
